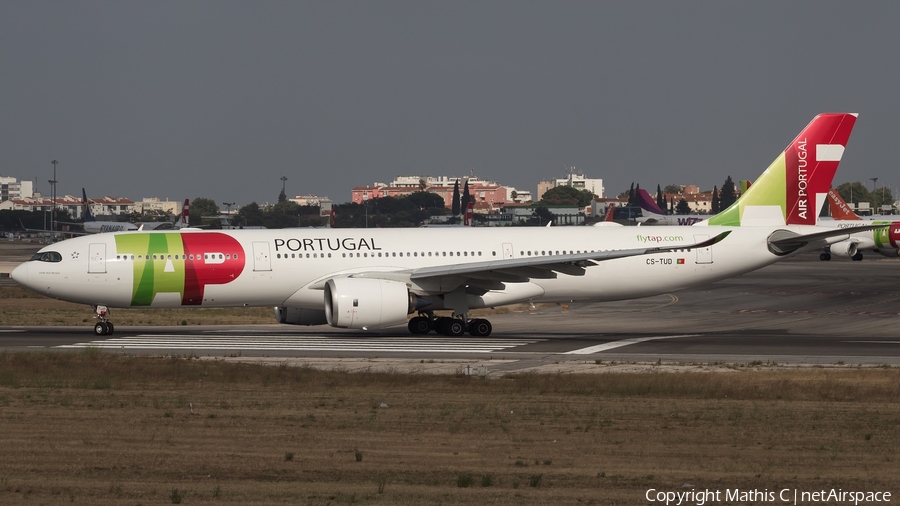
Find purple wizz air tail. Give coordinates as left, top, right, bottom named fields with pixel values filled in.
left=634, top=189, right=706, bottom=226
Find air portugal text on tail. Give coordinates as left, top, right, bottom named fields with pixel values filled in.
left=12, top=113, right=867, bottom=338
left=707, top=113, right=857, bottom=227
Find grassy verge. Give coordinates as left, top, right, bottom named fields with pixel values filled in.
left=0, top=286, right=276, bottom=326
left=1, top=351, right=898, bottom=504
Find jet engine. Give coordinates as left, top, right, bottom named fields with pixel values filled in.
left=829, top=240, right=858, bottom=259
left=324, top=278, right=418, bottom=329
left=274, top=306, right=328, bottom=326
left=875, top=248, right=900, bottom=258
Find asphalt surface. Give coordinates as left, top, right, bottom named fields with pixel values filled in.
left=2, top=253, right=899, bottom=370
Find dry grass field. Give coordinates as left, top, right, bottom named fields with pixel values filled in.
left=0, top=285, right=276, bottom=326
left=1, top=351, right=898, bottom=505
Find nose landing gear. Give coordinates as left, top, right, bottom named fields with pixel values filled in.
left=92, top=305, right=114, bottom=336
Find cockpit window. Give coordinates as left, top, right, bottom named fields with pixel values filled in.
left=30, top=251, right=63, bottom=262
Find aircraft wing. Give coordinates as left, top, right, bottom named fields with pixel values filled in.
left=328, top=232, right=732, bottom=293
left=410, top=232, right=730, bottom=281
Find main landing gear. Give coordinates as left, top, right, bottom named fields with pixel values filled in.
left=92, top=305, right=114, bottom=336
left=408, top=313, right=493, bottom=337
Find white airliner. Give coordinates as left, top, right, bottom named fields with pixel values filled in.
left=633, top=188, right=708, bottom=226
left=12, top=114, right=879, bottom=337
left=814, top=189, right=900, bottom=261
left=81, top=189, right=139, bottom=234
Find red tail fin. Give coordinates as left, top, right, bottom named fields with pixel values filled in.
left=180, top=199, right=190, bottom=227
left=603, top=203, right=615, bottom=222
left=827, top=189, right=861, bottom=220
left=464, top=202, right=474, bottom=226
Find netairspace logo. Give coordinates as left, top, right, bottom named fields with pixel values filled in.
left=645, top=488, right=892, bottom=505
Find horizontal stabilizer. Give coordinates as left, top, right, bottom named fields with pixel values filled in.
left=768, top=224, right=887, bottom=256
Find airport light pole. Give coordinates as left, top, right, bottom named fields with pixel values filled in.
left=49, top=160, right=58, bottom=236
left=870, top=177, right=879, bottom=214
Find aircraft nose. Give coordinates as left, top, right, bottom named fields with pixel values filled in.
left=10, top=262, right=29, bottom=286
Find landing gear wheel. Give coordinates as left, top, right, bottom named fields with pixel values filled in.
left=820, top=253, right=831, bottom=261
left=443, top=319, right=466, bottom=337
left=468, top=319, right=492, bottom=337
left=852, top=252, right=864, bottom=261
left=91, top=305, right=114, bottom=336
left=408, top=316, right=432, bottom=334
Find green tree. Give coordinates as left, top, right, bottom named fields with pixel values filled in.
left=452, top=180, right=460, bottom=215
left=236, top=202, right=265, bottom=227
left=835, top=182, right=870, bottom=212
left=406, top=191, right=445, bottom=209
left=663, top=184, right=681, bottom=194
left=532, top=205, right=555, bottom=225
left=720, top=176, right=737, bottom=210
left=541, top=186, right=594, bottom=207
left=656, top=185, right=665, bottom=212
left=190, top=198, right=219, bottom=227
left=711, top=186, right=720, bottom=214
left=675, top=198, right=692, bottom=215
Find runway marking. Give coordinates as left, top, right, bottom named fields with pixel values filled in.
left=733, top=309, right=816, bottom=314
left=564, top=334, right=701, bottom=354
left=847, top=341, right=900, bottom=344
left=57, top=334, right=545, bottom=353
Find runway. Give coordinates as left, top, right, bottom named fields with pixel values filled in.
left=2, top=254, right=900, bottom=370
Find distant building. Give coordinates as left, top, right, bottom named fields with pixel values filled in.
left=352, top=175, right=524, bottom=210
left=0, top=176, right=34, bottom=202
left=289, top=195, right=331, bottom=206
left=1, top=194, right=83, bottom=218
left=500, top=203, right=585, bottom=226
left=133, top=197, right=181, bottom=216
left=86, top=196, right=136, bottom=217
left=536, top=169, right=604, bottom=201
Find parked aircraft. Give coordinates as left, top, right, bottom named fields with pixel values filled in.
left=138, top=199, right=192, bottom=231
left=81, top=189, right=139, bottom=234
left=634, top=189, right=708, bottom=226
left=815, top=189, right=900, bottom=261
left=12, top=113, right=878, bottom=337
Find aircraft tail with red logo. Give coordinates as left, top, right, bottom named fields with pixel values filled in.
left=177, top=199, right=190, bottom=228
left=706, top=113, right=858, bottom=226
left=464, top=201, right=474, bottom=226
left=603, top=202, right=616, bottom=222
left=826, top=188, right=862, bottom=220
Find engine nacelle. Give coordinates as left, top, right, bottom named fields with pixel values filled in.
left=274, top=306, right=328, bottom=326
left=829, top=240, right=858, bottom=259
left=324, top=278, right=414, bottom=329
